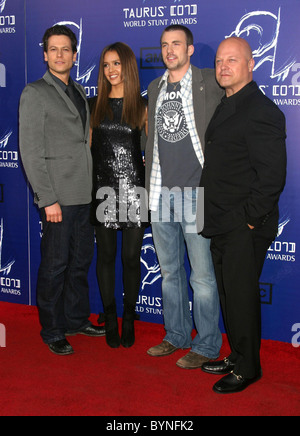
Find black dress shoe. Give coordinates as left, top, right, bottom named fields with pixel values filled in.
left=77, top=325, right=106, bottom=337
left=202, top=357, right=235, bottom=375
left=213, top=371, right=262, bottom=394
left=48, top=339, right=74, bottom=356
left=66, top=325, right=106, bottom=337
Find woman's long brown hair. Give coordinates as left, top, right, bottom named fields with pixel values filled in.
left=90, top=42, right=146, bottom=130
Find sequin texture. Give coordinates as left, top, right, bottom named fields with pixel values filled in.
left=91, top=98, right=148, bottom=229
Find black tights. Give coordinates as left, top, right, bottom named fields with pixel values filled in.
left=95, top=226, right=145, bottom=309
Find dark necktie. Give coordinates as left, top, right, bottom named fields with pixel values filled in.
left=65, top=84, right=87, bottom=131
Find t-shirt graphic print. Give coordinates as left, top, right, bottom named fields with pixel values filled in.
left=157, top=82, right=201, bottom=190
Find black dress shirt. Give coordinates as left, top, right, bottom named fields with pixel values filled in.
left=49, top=71, right=87, bottom=130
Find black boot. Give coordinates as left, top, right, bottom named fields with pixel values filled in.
left=121, top=300, right=136, bottom=348
left=104, top=302, right=121, bottom=348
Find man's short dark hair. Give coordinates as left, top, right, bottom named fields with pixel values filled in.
left=42, top=25, right=78, bottom=53
left=161, top=25, right=194, bottom=46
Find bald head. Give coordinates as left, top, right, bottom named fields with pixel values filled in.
left=215, top=37, right=255, bottom=96
left=219, top=37, right=253, bottom=60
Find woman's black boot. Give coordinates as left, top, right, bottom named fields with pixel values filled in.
left=121, top=300, right=136, bottom=348
left=104, top=302, right=121, bottom=348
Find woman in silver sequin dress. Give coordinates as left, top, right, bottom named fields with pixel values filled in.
left=90, top=42, right=148, bottom=348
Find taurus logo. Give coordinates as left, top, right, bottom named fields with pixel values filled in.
left=0, top=0, right=7, bottom=14
left=140, top=233, right=161, bottom=291
left=227, top=8, right=296, bottom=81
left=0, top=131, right=12, bottom=148
left=277, top=215, right=290, bottom=237
left=0, top=219, right=15, bottom=276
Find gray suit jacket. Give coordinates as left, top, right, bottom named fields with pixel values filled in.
left=145, top=65, right=224, bottom=194
left=19, top=70, right=92, bottom=209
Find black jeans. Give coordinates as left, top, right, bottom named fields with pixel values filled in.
left=37, top=204, right=94, bottom=344
left=211, top=223, right=276, bottom=378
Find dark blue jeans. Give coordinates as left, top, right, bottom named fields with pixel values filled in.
left=37, top=204, right=94, bottom=344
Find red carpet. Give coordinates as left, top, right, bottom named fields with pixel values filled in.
left=0, top=302, right=299, bottom=416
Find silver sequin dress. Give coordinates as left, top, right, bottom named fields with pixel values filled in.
left=91, top=98, right=148, bottom=229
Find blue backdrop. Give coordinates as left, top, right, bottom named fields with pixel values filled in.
left=0, top=0, right=299, bottom=343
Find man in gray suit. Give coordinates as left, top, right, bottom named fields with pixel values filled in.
left=146, top=26, right=224, bottom=368
left=19, top=25, right=105, bottom=355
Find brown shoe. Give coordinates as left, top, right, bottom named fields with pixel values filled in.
left=147, top=340, right=179, bottom=357
left=176, top=351, right=211, bottom=369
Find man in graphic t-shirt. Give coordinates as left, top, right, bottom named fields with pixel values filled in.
left=157, top=85, right=201, bottom=191
left=145, top=25, right=224, bottom=369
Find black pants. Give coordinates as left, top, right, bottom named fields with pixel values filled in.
left=210, top=223, right=276, bottom=378
left=37, top=204, right=95, bottom=344
left=95, top=226, right=145, bottom=309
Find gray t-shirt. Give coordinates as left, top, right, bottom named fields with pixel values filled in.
left=157, top=82, right=202, bottom=189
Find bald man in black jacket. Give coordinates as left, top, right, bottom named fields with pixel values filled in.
left=200, top=37, right=287, bottom=394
